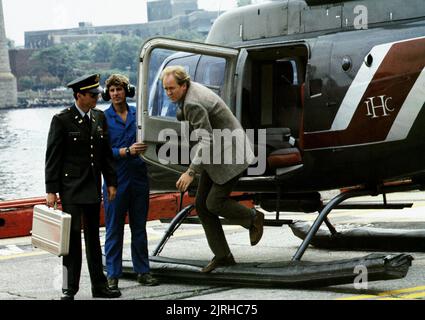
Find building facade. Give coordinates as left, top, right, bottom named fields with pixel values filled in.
left=148, top=0, right=172, bottom=22
left=171, top=0, right=199, bottom=17
left=8, top=48, right=36, bottom=91
left=147, top=0, right=199, bottom=22
left=25, top=7, right=217, bottom=49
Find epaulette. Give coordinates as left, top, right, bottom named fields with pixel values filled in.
left=57, top=107, right=73, bottom=117
left=91, top=108, right=103, bottom=114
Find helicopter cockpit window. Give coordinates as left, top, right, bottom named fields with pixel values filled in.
left=148, top=49, right=227, bottom=119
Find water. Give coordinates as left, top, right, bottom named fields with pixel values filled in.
left=0, top=105, right=110, bottom=201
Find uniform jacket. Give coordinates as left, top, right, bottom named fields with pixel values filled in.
left=45, top=105, right=117, bottom=204
left=183, top=82, right=255, bottom=185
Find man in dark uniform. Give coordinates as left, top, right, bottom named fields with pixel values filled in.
left=45, top=74, right=121, bottom=300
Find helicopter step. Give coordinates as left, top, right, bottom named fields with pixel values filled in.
left=120, top=253, right=413, bottom=288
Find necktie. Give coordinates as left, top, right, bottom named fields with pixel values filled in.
left=84, top=114, right=91, bottom=130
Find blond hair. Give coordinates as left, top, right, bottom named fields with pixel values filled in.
left=160, top=66, right=191, bottom=87
left=105, top=74, right=130, bottom=91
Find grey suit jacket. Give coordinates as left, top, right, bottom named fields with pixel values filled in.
left=183, top=82, right=255, bottom=185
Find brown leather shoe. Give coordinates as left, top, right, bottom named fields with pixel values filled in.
left=201, top=253, right=236, bottom=273
left=250, top=210, right=264, bottom=246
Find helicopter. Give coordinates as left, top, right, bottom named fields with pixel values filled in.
left=132, top=0, right=424, bottom=285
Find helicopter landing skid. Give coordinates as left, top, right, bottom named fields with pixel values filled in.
left=121, top=253, right=413, bottom=288
left=151, top=182, right=423, bottom=263
left=292, top=182, right=424, bottom=261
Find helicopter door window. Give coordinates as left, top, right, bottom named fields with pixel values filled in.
left=148, top=49, right=200, bottom=118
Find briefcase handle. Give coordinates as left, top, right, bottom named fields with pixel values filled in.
left=53, top=203, right=69, bottom=217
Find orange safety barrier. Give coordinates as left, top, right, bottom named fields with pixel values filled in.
left=0, top=193, right=254, bottom=240
left=0, top=194, right=191, bottom=240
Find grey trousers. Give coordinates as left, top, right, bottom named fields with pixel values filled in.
left=195, top=171, right=254, bottom=258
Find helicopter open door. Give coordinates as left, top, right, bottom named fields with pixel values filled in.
left=137, top=38, right=239, bottom=174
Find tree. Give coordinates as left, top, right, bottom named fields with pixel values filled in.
left=92, top=35, right=114, bottom=63
left=18, top=76, right=34, bottom=91
left=72, top=41, right=94, bottom=62
left=30, top=45, right=77, bottom=83
left=40, top=75, right=61, bottom=90
left=169, top=30, right=206, bottom=42
left=110, top=36, right=143, bottom=72
left=20, top=27, right=212, bottom=92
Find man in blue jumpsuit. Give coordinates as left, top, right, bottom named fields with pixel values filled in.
left=102, top=74, right=159, bottom=290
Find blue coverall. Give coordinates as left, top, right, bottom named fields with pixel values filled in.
left=102, top=104, right=150, bottom=279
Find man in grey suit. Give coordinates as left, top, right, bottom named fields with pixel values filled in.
left=161, top=66, right=265, bottom=273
